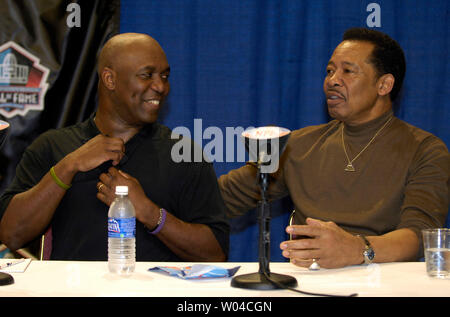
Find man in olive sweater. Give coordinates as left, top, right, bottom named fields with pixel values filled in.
left=219, top=28, right=449, bottom=269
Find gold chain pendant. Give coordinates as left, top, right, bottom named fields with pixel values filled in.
left=345, top=162, right=355, bottom=172
left=341, top=116, right=393, bottom=173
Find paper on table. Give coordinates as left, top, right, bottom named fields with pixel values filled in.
left=0, top=258, right=32, bottom=273
left=149, top=264, right=240, bottom=279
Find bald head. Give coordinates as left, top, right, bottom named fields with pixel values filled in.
left=96, top=32, right=170, bottom=128
left=97, top=33, right=165, bottom=76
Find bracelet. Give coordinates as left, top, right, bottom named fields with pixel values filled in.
left=147, top=208, right=167, bottom=235
left=50, top=166, right=71, bottom=190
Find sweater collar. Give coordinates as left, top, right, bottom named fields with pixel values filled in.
left=343, top=110, right=394, bottom=138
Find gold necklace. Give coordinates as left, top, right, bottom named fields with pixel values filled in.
left=341, top=116, right=393, bottom=172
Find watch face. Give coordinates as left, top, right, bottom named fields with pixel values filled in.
left=364, top=248, right=375, bottom=261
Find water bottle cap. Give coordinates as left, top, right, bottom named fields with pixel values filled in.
left=115, top=186, right=128, bottom=195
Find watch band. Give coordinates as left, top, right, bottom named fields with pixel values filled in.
left=357, top=234, right=375, bottom=264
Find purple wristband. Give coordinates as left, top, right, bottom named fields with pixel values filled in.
left=148, top=208, right=167, bottom=235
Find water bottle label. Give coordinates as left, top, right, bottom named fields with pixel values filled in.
left=108, top=217, right=136, bottom=238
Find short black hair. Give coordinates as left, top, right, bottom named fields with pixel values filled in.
left=343, top=27, right=406, bottom=101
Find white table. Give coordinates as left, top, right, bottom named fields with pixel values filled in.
left=0, top=261, right=448, bottom=297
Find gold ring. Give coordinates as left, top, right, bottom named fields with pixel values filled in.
left=97, top=183, right=104, bottom=191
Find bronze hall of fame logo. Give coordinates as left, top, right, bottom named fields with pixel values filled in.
left=0, top=41, right=49, bottom=118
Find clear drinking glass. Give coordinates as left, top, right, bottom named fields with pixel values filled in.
left=422, top=228, right=450, bottom=278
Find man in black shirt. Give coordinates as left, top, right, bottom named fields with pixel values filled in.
left=0, top=33, right=229, bottom=261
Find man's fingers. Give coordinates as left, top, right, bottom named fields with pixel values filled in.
left=286, top=224, right=322, bottom=238
left=282, top=248, right=321, bottom=262
left=97, top=135, right=125, bottom=162
left=96, top=191, right=113, bottom=206
left=99, top=173, right=112, bottom=186
left=118, top=169, right=131, bottom=179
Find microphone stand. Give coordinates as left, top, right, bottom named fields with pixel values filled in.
left=231, top=159, right=297, bottom=290
left=258, top=170, right=271, bottom=277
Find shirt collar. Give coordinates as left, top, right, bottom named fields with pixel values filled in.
left=84, top=112, right=158, bottom=142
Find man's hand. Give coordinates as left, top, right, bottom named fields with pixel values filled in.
left=280, top=218, right=363, bottom=269
left=64, top=134, right=125, bottom=173
left=97, top=167, right=160, bottom=228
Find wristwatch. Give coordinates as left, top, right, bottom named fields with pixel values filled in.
left=357, top=235, right=375, bottom=264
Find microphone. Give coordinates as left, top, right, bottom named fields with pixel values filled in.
left=0, top=120, right=10, bottom=148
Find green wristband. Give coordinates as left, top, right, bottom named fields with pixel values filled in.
left=50, top=166, right=71, bottom=190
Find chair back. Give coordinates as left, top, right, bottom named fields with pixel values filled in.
left=39, top=227, right=52, bottom=260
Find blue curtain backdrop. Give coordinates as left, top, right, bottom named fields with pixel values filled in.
left=120, top=0, right=450, bottom=261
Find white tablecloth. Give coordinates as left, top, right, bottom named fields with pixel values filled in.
left=0, top=260, right=448, bottom=297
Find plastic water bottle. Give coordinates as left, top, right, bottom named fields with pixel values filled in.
left=108, top=186, right=136, bottom=276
